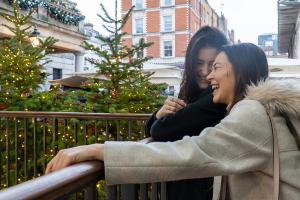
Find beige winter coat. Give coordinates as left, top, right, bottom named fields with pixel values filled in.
left=104, top=80, right=300, bottom=200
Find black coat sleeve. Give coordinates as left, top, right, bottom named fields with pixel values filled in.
left=144, top=111, right=158, bottom=137
left=150, top=94, right=227, bottom=142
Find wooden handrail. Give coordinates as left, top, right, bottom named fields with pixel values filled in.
left=0, top=161, right=104, bottom=200
left=0, top=111, right=151, bottom=120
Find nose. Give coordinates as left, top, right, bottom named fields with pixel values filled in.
left=206, top=70, right=213, bottom=82
left=201, top=64, right=210, bottom=77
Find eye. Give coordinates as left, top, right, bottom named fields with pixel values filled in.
left=208, top=62, right=214, bottom=71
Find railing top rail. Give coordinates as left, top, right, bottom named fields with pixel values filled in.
left=0, top=161, right=104, bottom=200
left=0, top=111, right=152, bottom=120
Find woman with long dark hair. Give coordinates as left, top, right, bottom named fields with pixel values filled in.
left=146, top=26, right=229, bottom=142
left=46, top=43, right=300, bottom=199
left=144, top=26, right=229, bottom=199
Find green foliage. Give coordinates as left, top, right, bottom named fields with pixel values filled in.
left=81, top=3, right=167, bottom=114
left=0, top=0, right=57, bottom=108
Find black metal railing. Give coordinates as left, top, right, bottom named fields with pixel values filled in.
left=0, top=111, right=153, bottom=198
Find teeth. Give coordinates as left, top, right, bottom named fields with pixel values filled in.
left=212, top=85, right=219, bottom=90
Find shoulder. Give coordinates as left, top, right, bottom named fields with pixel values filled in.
left=226, top=99, right=268, bottom=126
left=231, top=99, right=266, bottom=113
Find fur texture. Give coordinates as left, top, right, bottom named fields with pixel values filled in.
left=246, top=79, right=300, bottom=117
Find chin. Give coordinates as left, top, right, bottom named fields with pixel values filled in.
left=199, top=83, right=209, bottom=89
left=212, top=96, right=218, bottom=103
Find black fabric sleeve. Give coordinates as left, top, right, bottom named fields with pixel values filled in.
left=150, top=94, right=227, bottom=142
left=144, top=111, right=158, bottom=137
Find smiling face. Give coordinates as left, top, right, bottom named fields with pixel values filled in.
left=207, top=52, right=236, bottom=109
left=195, top=47, right=219, bottom=89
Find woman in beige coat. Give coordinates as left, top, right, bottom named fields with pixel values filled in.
left=46, top=43, right=300, bottom=200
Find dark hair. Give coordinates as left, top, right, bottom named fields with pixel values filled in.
left=221, top=43, right=269, bottom=106
left=178, top=26, right=229, bottom=103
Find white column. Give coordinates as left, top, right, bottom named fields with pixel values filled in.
left=75, top=52, right=85, bottom=72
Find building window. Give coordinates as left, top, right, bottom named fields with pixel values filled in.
left=163, top=15, right=172, bottom=32
left=135, top=18, right=143, bottom=34
left=164, top=0, right=172, bottom=6
left=137, top=50, right=144, bottom=58
left=168, top=86, right=175, bottom=96
left=163, top=41, right=173, bottom=57
left=53, top=68, right=62, bottom=80
left=135, top=0, right=143, bottom=9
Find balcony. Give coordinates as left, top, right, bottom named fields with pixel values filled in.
left=0, top=0, right=87, bottom=53
left=0, top=111, right=170, bottom=199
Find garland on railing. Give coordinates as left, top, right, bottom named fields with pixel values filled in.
left=7, top=0, right=41, bottom=9
left=41, top=1, right=85, bottom=25
left=6, top=0, right=85, bottom=26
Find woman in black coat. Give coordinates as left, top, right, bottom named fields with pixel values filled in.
left=146, top=26, right=229, bottom=200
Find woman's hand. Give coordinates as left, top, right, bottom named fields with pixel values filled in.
left=45, top=143, right=104, bottom=174
left=156, top=96, right=186, bottom=119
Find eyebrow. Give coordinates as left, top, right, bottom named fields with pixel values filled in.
left=213, top=62, right=223, bottom=66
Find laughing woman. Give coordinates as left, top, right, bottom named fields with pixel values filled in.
left=46, top=43, right=300, bottom=199
left=145, top=26, right=229, bottom=200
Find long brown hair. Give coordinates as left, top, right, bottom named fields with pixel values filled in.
left=178, top=26, right=229, bottom=103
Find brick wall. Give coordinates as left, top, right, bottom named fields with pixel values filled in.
left=122, top=0, right=132, bottom=12
left=176, top=0, right=187, bottom=5
left=175, top=34, right=188, bottom=57
left=123, top=15, right=132, bottom=34
left=175, top=8, right=188, bottom=31
left=147, top=0, right=159, bottom=8
left=147, top=36, right=160, bottom=57
left=147, top=11, right=160, bottom=33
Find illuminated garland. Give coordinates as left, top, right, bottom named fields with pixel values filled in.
left=7, top=0, right=41, bottom=9
left=41, top=1, right=85, bottom=25
left=6, top=0, right=85, bottom=26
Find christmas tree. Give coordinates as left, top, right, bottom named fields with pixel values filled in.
left=82, top=1, right=166, bottom=114
left=0, top=0, right=57, bottom=109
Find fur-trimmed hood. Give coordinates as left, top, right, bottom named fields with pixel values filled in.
left=246, top=79, right=300, bottom=117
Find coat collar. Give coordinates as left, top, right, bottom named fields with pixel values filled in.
left=245, top=79, right=300, bottom=117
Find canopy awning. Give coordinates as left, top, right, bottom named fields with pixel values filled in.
left=49, top=76, right=89, bottom=88
left=278, top=0, right=300, bottom=54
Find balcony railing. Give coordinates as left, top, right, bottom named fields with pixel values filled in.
left=0, top=161, right=103, bottom=200
left=0, top=110, right=168, bottom=199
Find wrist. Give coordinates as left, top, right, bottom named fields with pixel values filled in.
left=90, top=143, right=104, bottom=161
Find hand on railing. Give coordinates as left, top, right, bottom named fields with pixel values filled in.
left=46, top=143, right=104, bottom=174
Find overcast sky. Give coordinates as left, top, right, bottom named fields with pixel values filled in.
left=76, top=0, right=278, bottom=44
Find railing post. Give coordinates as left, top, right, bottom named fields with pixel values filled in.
left=84, top=182, right=97, bottom=200
left=151, top=183, right=158, bottom=200
left=6, top=118, right=10, bottom=187
left=121, top=184, right=137, bottom=200
left=106, top=185, right=117, bottom=200
left=161, top=182, right=167, bottom=200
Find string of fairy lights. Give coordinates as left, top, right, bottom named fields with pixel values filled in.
left=6, top=0, right=85, bottom=25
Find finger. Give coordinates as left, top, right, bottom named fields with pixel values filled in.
left=173, top=98, right=187, bottom=107
left=55, top=150, right=74, bottom=171
left=45, top=160, right=53, bottom=174
left=166, top=105, right=177, bottom=112
left=46, top=153, right=59, bottom=174
left=52, top=150, right=66, bottom=172
left=167, top=100, right=184, bottom=111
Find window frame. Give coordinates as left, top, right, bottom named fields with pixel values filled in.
left=135, top=18, right=144, bottom=34
left=53, top=68, right=62, bottom=80
left=163, top=40, right=173, bottom=57
left=134, top=0, right=144, bottom=10
left=163, top=15, right=173, bottom=32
